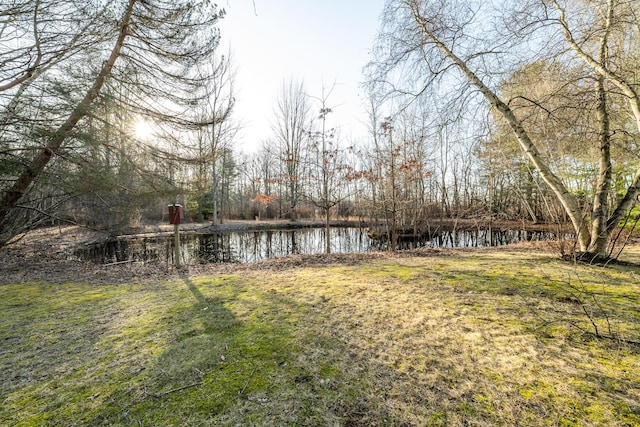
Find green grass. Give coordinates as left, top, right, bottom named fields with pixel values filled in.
left=1, top=248, right=640, bottom=426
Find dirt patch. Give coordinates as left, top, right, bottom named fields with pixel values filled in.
left=2, top=226, right=168, bottom=284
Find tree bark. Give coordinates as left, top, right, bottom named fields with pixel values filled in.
left=588, top=9, right=614, bottom=257
left=212, top=159, right=219, bottom=227
left=589, top=76, right=612, bottom=257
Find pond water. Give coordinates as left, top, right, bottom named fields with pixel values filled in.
left=74, top=227, right=558, bottom=265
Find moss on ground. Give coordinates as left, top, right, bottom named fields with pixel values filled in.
left=1, top=248, right=639, bottom=426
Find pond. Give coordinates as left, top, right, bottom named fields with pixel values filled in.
left=74, top=227, right=558, bottom=265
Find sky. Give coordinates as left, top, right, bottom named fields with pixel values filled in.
left=217, top=0, right=387, bottom=153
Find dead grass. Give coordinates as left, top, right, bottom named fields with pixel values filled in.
left=1, top=237, right=640, bottom=425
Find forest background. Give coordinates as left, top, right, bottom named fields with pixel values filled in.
left=1, top=0, right=640, bottom=261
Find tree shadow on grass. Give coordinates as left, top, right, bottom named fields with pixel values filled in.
left=1, top=271, right=401, bottom=425
left=180, top=270, right=207, bottom=303
left=0, top=273, right=245, bottom=425
left=85, top=271, right=246, bottom=424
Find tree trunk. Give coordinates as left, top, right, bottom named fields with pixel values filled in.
left=587, top=72, right=612, bottom=257
left=325, top=207, right=331, bottom=254
left=212, top=159, right=219, bottom=227
left=553, top=0, right=640, bottom=247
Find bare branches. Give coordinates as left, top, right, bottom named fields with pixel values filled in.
left=551, top=0, right=640, bottom=128
left=0, top=0, right=42, bottom=92
left=271, top=78, right=311, bottom=220
left=366, top=0, right=640, bottom=258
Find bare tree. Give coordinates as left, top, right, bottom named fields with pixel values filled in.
left=306, top=87, right=353, bottom=253
left=197, top=52, right=237, bottom=226
left=369, top=0, right=640, bottom=259
left=548, top=0, right=640, bottom=257
left=272, top=78, right=310, bottom=221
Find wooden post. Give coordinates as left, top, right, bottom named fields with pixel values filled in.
left=174, top=222, right=180, bottom=269
left=169, top=203, right=183, bottom=269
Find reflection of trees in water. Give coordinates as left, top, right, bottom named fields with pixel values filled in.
left=197, top=233, right=236, bottom=263
left=75, top=228, right=559, bottom=264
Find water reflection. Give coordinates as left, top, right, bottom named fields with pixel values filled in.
left=74, top=227, right=558, bottom=264
left=191, top=228, right=373, bottom=264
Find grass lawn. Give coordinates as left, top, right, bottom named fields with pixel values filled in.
left=1, top=247, right=639, bottom=426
